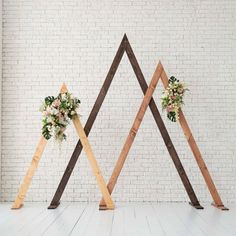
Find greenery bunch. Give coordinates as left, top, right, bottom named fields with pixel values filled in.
left=40, top=92, right=80, bottom=142
left=161, top=76, right=188, bottom=122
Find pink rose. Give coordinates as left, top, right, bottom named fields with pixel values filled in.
left=58, top=113, right=64, bottom=121
left=167, top=105, right=174, bottom=112
left=53, top=99, right=61, bottom=108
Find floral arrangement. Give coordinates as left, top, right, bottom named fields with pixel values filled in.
left=161, top=76, right=188, bottom=122
left=40, top=92, right=80, bottom=142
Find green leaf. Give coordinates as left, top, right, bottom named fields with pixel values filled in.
left=167, top=111, right=177, bottom=122
left=44, top=96, right=55, bottom=106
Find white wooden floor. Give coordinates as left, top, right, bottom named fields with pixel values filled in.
left=0, top=203, right=235, bottom=236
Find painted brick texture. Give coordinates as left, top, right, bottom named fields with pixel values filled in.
left=1, top=0, right=236, bottom=203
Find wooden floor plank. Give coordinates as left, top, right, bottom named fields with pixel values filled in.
left=23, top=204, right=69, bottom=236
left=0, top=204, right=45, bottom=235
left=79, top=206, right=101, bottom=236
left=110, top=203, right=125, bottom=236
left=139, top=203, right=165, bottom=236
left=0, top=204, right=16, bottom=226
left=194, top=205, right=236, bottom=236
left=43, top=204, right=86, bottom=236
left=81, top=204, right=114, bottom=236
left=134, top=204, right=158, bottom=236
left=0, top=203, right=12, bottom=216
left=0, top=203, right=234, bottom=236
left=167, top=203, right=205, bottom=236
left=98, top=210, right=114, bottom=236
left=200, top=205, right=236, bottom=228
left=17, top=204, right=68, bottom=236
left=172, top=203, right=234, bottom=236
left=122, top=204, right=138, bottom=236
left=152, top=203, right=194, bottom=236
left=70, top=204, right=97, bottom=236
left=95, top=208, right=114, bottom=236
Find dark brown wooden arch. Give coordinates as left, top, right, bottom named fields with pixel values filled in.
left=48, top=34, right=203, bottom=209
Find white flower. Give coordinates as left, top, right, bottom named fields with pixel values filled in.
left=47, top=117, right=53, bottom=123
left=61, top=93, right=66, bottom=100
left=50, top=107, right=59, bottom=115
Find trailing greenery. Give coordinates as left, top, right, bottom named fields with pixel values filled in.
left=161, top=76, right=188, bottom=122
left=40, top=92, right=80, bottom=142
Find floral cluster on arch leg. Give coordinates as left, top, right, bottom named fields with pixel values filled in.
left=161, top=76, right=188, bottom=122
left=40, top=92, right=80, bottom=142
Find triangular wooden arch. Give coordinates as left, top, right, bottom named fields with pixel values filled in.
left=99, top=61, right=228, bottom=211
left=48, top=34, right=204, bottom=210
left=160, top=66, right=228, bottom=210
left=12, top=84, right=115, bottom=210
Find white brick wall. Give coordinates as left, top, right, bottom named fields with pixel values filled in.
left=1, top=0, right=236, bottom=203
left=0, top=0, right=2, bottom=197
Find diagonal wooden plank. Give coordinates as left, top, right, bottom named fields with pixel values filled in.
left=160, top=69, right=228, bottom=210
left=48, top=35, right=126, bottom=209
left=99, top=59, right=202, bottom=209
left=11, top=84, right=72, bottom=209
left=11, top=135, right=47, bottom=209
left=99, top=62, right=163, bottom=209
left=62, top=84, right=114, bottom=209
left=49, top=34, right=202, bottom=209
left=125, top=41, right=202, bottom=209
left=72, top=115, right=114, bottom=209
left=12, top=83, right=114, bottom=210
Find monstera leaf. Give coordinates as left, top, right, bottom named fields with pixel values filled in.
left=44, top=96, right=55, bottom=106
left=169, top=76, right=179, bottom=84
left=167, top=111, right=177, bottom=122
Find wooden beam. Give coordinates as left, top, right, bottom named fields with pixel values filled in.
left=12, top=137, right=47, bottom=209
left=61, top=85, right=114, bottom=209
left=99, top=61, right=203, bottom=210
left=160, top=69, right=228, bottom=210
left=48, top=35, right=126, bottom=209
left=48, top=35, right=202, bottom=210
left=12, top=83, right=114, bottom=210
left=72, top=115, right=114, bottom=209
left=11, top=84, right=68, bottom=209
left=125, top=43, right=203, bottom=209
left=61, top=84, right=114, bottom=209
left=99, top=62, right=163, bottom=209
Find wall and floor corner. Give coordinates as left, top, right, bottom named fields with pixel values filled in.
left=1, top=0, right=236, bottom=203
